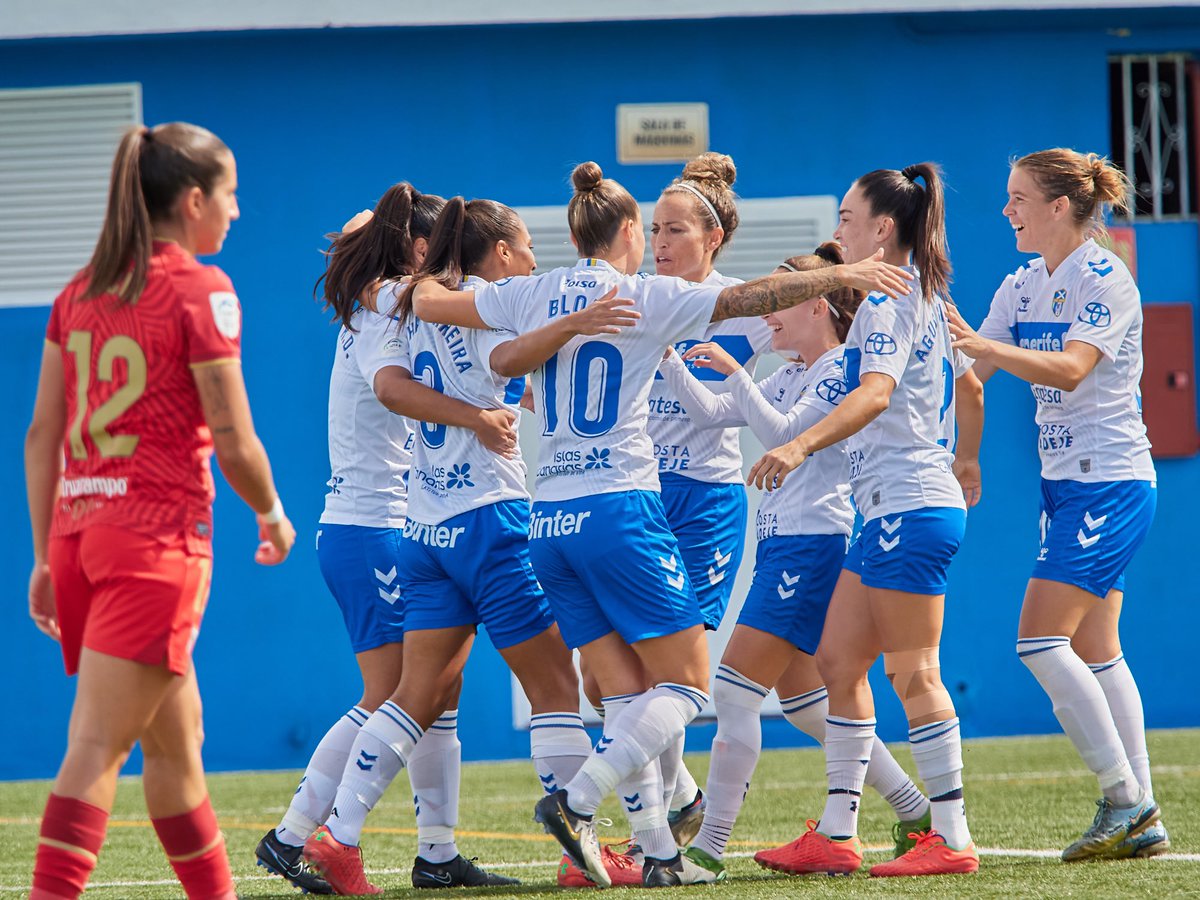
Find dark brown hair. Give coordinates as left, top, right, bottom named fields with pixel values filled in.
left=567, top=162, right=640, bottom=257
left=1013, top=149, right=1133, bottom=238
left=83, top=122, right=231, bottom=303
left=317, top=183, right=445, bottom=330
left=856, top=162, right=951, bottom=302
left=778, top=242, right=863, bottom=343
left=663, top=152, right=740, bottom=259
left=395, top=197, right=525, bottom=323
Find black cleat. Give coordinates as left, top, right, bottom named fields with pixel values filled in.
left=255, top=828, right=334, bottom=894
left=412, top=854, right=522, bottom=888
left=533, top=789, right=610, bottom=887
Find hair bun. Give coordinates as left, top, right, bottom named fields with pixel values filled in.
left=682, top=152, right=737, bottom=189
left=572, top=161, right=605, bottom=194
left=813, top=241, right=844, bottom=265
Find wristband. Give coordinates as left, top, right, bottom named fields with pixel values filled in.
left=258, top=496, right=284, bottom=525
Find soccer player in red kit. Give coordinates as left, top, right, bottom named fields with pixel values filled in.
left=24, top=122, right=296, bottom=900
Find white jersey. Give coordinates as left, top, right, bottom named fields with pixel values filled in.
left=844, top=271, right=970, bottom=520
left=978, top=239, right=1155, bottom=483
left=658, top=345, right=854, bottom=538
left=647, top=269, right=774, bottom=483
left=473, top=258, right=720, bottom=501
left=383, top=277, right=531, bottom=526
left=320, top=304, right=414, bottom=528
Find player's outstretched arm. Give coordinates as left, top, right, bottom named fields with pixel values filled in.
left=25, top=342, right=66, bottom=641
left=193, top=361, right=296, bottom=564
left=711, top=249, right=912, bottom=322
left=411, top=279, right=489, bottom=329
left=748, top=372, right=895, bottom=491
left=373, top=367, right=517, bottom=458
left=490, top=289, right=640, bottom=377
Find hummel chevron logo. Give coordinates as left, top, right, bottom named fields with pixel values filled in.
left=356, top=750, right=379, bottom=771
left=624, top=792, right=644, bottom=812
left=777, top=570, right=798, bottom=600
left=713, top=548, right=732, bottom=567
left=781, top=571, right=799, bottom=586
left=879, top=534, right=900, bottom=552
left=659, top=554, right=678, bottom=572
left=596, top=736, right=613, bottom=754
left=1083, top=511, right=1107, bottom=530
left=660, top=555, right=686, bottom=591
left=880, top=516, right=902, bottom=534
left=707, top=547, right=733, bottom=586
left=540, top=772, right=556, bottom=784
left=374, top=566, right=397, bottom=585
left=378, top=584, right=401, bottom=604
left=1077, top=509, right=1107, bottom=548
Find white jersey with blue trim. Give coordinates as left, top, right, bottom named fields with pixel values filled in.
left=843, top=271, right=968, bottom=520
left=381, top=277, right=530, bottom=526
left=647, top=268, right=774, bottom=483
left=748, top=348, right=855, bottom=539
left=320, top=304, right=414, bottom=528
left=977, top=239, right=1155, bottom=482
left=473, top=258, right=721, bottom=502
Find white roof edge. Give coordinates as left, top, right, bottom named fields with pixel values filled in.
left=3, top=0, right=1198, bottom=42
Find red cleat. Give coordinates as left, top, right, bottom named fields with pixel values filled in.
left=302, top=825, right=382, bottom=895
left=557, top=844, right=642, bottom=887
left=754, top=820, right=863, bottom=875
left=869, top=831, right=979, bottom=877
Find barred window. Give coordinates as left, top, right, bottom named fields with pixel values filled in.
left=1109, top=54, right=1197, bottom=219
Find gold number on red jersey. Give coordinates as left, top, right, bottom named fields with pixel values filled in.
left=64, top=330, right=148, bottom=459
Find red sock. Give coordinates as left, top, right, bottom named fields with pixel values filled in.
left=31, top=793, right=108, bottom=900
left=151, top=797, right=236, bottom=900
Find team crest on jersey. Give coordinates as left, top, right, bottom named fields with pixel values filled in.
left=208, top=291, right=241, bottom=339
left=1051, top=289, right=1068, bottom=317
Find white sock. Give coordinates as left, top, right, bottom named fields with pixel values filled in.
left=530, top=711, right=592, bottom=795
left=327, top=701, right=422, bottom=845
left=909, top=718, right=971, bottom=849
left=658, top=732, right=687, bottom=813
left=1089, top=654, right=1154, bottom=801
left=277, top=706, right=368, bottom=846
left=668, top=761, right=700, bottom=815
left=599, top=693, right=673, bottom=858
left=866, top=740, right=929, bottom=823
left=693, top=666, right=767, bottom=861
left=1019, top=637, right=1140, bottom=805
left=817, top=717, right=874, bottom=839
left=568, top=684, right=709, bottom=817
left=409, top=710, right=460, bottom=858
left=780, top=686, right=828, bottom=744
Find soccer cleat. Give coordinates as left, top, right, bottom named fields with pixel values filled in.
left=302, top=825, right=382, bottom=895
left=642, top=850, right=722, bottom=886
left=1105, top=819, right=1171, bottom=859
left=534, top=789, right=610, bottom=888
left=255, top=829, right=334, bottom=894
left=891, top=808, right=933, bottom=858
left=412, top=854, right=520, bottom=888
left=753, top=820, right=863, bottom=875
left=1062, top=793, right=1160, bottom=862
left=682, top=846, right=727, bottom=882
left=668, top=790, right=707, bottom=847
left=557, top=845, right=643, bottom=888
left=869, top=831, right=979, bottom=876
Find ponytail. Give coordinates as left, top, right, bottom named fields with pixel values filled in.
left=1013, top=148, right=1133, bottom=239
left=317, top=183, right=446, bottom=330
left=84, top=122, right=229, bottom=303
left=856, top=163, right=952, bottom=302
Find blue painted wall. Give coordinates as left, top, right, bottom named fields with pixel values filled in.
left=3, top=8, right=1199, bottom=780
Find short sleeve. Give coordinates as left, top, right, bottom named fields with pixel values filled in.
left=355, top=310, right=411, bottom=387
left=181, top=266, right=241, bottom=365
left=470, top=327, right=520, bottom=381
left=977, top=279, right=1018, bottom=346
left=640, top=276, right=721, bottom=346
left=852, top=294, right=917, bottom=386
left=952, top=348, right=975, bottom=378
left=1064, top=276, right=1140, bottom=362
left=474, top=276, right=544, bottom=334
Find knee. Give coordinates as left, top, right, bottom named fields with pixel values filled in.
left=883, top=648, right=953, bottom=724
left=815, top=647, right=868, bottom=690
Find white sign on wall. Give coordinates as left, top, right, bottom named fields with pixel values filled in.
left=617, top=103, right=709, bottom=165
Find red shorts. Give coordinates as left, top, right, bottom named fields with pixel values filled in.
left=48, top=525, right=213, bottom=677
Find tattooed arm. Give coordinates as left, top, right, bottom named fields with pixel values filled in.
left=710, top=248, right=912, bottom=322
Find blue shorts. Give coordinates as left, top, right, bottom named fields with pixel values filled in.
left=1033, top=479, right=1156, bottom=598
left=316, top=524, right=406, bottom=654
left=739, top=533, right=849, bottom=655
left=843, top=507, right=966, bottom=595
left=528, top=490, right=703, bottom=649
left=397, top=500, right=553, bottom=650
left=660, top=474, right=748, bottom=630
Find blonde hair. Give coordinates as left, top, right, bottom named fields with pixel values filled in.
left=1014, top=149, right=1133, bottom=238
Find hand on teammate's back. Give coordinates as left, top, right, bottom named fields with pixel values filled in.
left=568, top=288, right=641, bottom=336
left=474, top=407, right=519, bottom=458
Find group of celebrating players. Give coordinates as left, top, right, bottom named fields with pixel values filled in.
left=24, top=120, right=1166, bottom=898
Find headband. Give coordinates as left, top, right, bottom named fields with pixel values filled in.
left=670, top=182, right=723, bottom=229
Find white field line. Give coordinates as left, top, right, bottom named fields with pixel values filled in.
left=2, top=847, right=1198, bottom=892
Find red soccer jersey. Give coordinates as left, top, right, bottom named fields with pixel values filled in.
left=45, top=241, right=242, bottom=553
